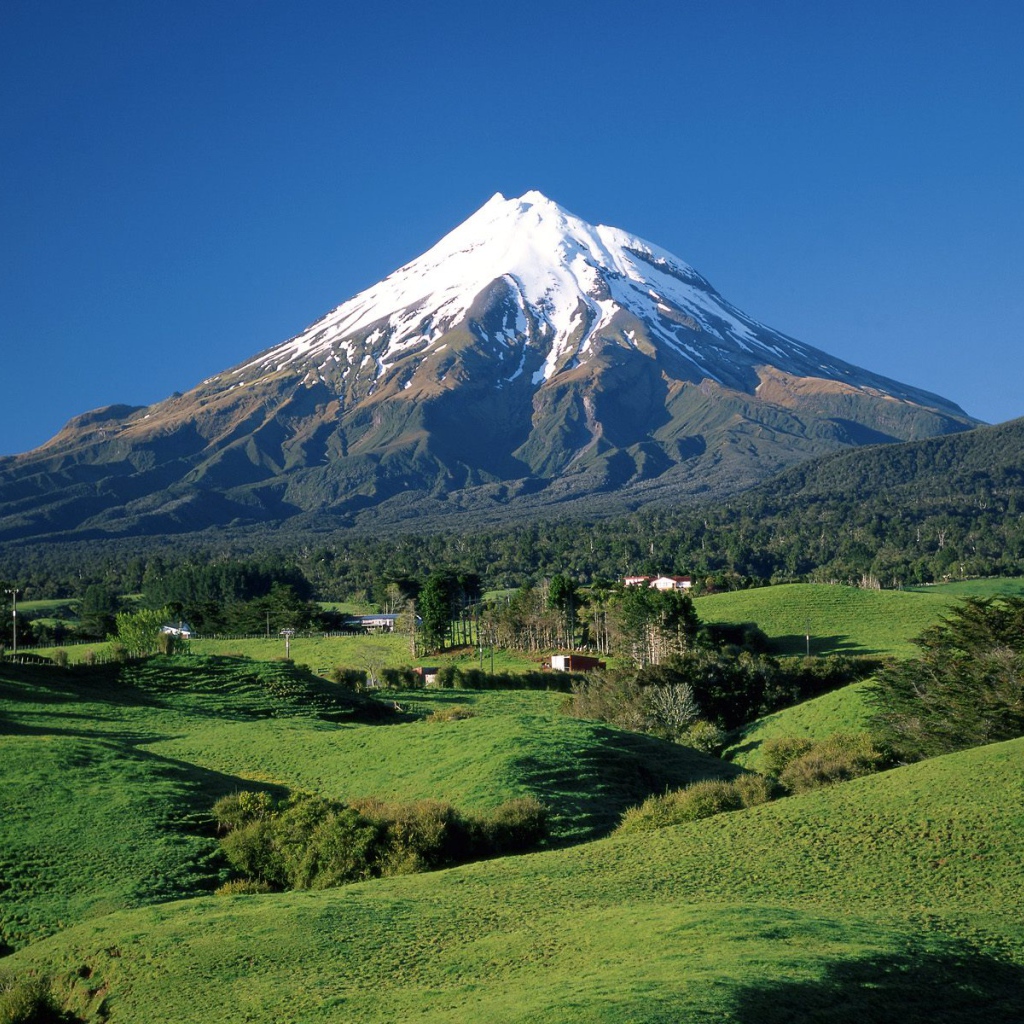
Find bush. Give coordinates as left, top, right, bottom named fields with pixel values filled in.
left=425, top=704, right=477, bottom=723
left=615, top=774, right=775, bottom=834
left=0, top=975, right=71, bottom=1024
left=213, top=790, right=277, bottom=833
left=330, top=667, right=367, bottom=691
left=214, top=790, right=549, bottom=890
left=761, top=736, right=815, bottom=777
left=353, top=798, right=473, bottom=873
left=380, top=666, right=420, bottom=689
left=680, top=719, right=727, bottom=755
left=214, top=878, right=274, bottom=896
left=50, top=650, right=69, bottom=669
left=777, top=732, right=889, bottom=794
left=434, top=665, right=459, bottom=688
left=478, top=797, right=549, bottom=855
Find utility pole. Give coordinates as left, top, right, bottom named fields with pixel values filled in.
left=4, top=588, right=20, bottom=657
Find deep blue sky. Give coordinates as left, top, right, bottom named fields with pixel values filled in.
left=2, top=0, right=1022, bottom=455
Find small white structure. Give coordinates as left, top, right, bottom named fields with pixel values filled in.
left=623, top=575, right=655, bottom=587
left=160, top=621, right=193, bottom=639
left=650, top=575, right=692, bottom=591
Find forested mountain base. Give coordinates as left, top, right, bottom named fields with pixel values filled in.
left=3, top=418, right=1023, bottom=603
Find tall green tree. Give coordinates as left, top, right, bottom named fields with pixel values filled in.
left=868, top=596, right=1024, bottom=759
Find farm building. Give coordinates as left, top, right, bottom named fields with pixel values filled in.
left=548, top=654, right=606, bottom=672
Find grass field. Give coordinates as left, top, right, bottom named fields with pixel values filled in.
left=4, top=722, right=1021, bottom=1021
left=693, top=580, right=1024, bottom=659
left=0, top=657, right=738, bottom=955
left=3, top=580, right=1023, bottom=1021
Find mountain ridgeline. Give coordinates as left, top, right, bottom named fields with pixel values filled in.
left=0, top=191, right=976, bottom=542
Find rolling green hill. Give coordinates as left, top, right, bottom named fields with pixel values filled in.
left=0, top=657, right=737, bottom=954
left=4, top=736, right=1022, bottom=1022
left=692, top=580, right=1024, bottom=659
left=3, top=584, right=1023, bottom=1022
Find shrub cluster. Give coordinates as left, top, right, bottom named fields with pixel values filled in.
left=615, top=773, right=776, bottom=834
left=567, top=651, right=878, bottom=738
left=0, top=974, right=79, bottom=1024
left=213, top=790, right=548, bottom=890
left=762, top=732, right=890, bottom=793
left=868, top=596, right=1024, bottom=759
left=433, top=667, right=576, bottom=692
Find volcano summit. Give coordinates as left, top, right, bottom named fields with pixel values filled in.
left=0, top=191, right=977, bottom=540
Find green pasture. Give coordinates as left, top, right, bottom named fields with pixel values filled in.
left=692, top=581, right=1010, bottom=659
left=0, top=657, right=737, bottom=954
left=4, top=720, right=1022, bottom=1022
left=3, top=580, right=1023, bottom=1019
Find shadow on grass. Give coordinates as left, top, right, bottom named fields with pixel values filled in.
left=0, top=658, right=396, bottom=726
left=512, top=724, right=746, bottom=845
left=730, top=949, right=1024, bottom=1024
left=770, top=633, right=888, bottom=657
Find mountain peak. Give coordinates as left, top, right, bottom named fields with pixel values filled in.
left=0, top=192, right=979, bottom=541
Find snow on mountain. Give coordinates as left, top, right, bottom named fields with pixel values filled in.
left=219, top=191, right=861, bottom=396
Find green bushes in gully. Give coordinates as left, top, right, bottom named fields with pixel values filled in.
left=212, top=789, right=549, bottom=892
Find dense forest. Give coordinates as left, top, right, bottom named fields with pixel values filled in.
left=1, top=417, right=1022, bottom=609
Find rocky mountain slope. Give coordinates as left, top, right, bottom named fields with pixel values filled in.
left=0, top=191, right=977, bottom=540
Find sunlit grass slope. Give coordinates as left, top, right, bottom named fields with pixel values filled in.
left=0, top=658, right=736, bottom=951
left=7, top=738, right=1023, bottom=1023
left=724, top=681, right=874, bottom=770
left=694, top=582, right=955, bottom=658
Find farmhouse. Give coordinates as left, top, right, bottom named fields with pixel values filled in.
left=622, top=575, right=692, bottom=591
left=650, top=575, right=692, bottom=591
left=343, top=613, right=400, bottom=632
left=160, top=621, right=193, bottom=639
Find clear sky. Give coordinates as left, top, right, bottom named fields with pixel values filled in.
left=2, top=0, right=1022, bottom=455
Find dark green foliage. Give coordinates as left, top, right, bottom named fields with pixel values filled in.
left=77, top=583, right=117, bottom=639
left=6, top=417, right=1024, bottom=604
left=380, top=665, right=421, bottom=688
left=569, top=651, right=876, bottom=734
left=214, top=790, right=550, bottom=890
left=868, top=597, right=1024, bottom=759
left=614, top=586, right=700, bottom=668
left=330, top=667, right=368, bottom=690
left=432, top=666, right=574, bottom=692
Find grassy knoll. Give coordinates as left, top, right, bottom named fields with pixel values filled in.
left=694, top=582, right=963, bottom=658
left=0, top=657, right=735, bottom=952
left=5, top=737, right=1022, bottom=1022
left=724, top=681, right=874, bottom=771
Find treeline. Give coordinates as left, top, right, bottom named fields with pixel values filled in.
left=3, top=418, right=1024, bottom=603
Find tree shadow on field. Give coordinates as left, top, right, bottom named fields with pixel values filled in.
left=770, top=633, right=887, bottom=657
left=512, top=724, right=745, bottom=845
left=730, top=949, right=1024, bottom=1024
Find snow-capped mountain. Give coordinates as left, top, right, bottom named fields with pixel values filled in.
left=0, top=191, right=977, bottom=540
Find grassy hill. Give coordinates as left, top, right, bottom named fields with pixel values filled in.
left=0, top=657, right=737, bottom=954
left=3, top=584, right=1024, bottom=1021
left=694, top=582, right=963, bottom=658
left=4, top=736, right=1022, bottom=1022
